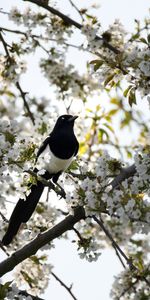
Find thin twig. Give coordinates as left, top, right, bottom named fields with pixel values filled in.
left=51, top=271, right=78, bottom=300
left=0, top=9, right=9, bottom=15
left=0, top=26, right=27, bottom=37
left=16, top=82, right=35, bottom=125
left=0, top=31, right=10, bottom=57
left=73, top=227, right=84, bottom=241
left=93, top=216, right=150, bottom=286
left=68, top=0, right=84, bottom=21
left=0, top=212, right=8, bottom=223
left=0, top=31, right=35, bottom=125
left=92, top=215, right=135, bottom=270
left=114, top=248, right=126, bottom=269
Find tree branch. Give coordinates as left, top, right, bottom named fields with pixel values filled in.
left=92, top=215, right=135, bottom=270
left=0, top=26, right=27, bottom=37
left=25, top=169, right=66, bottom=198
left=16, top=81, right=35, bottom=125
left=51, top=271, right=78, bottom=300
left=0, top=31, right=10, bottom=57
left=0, top=31, right=35, bottom=125
left=92, top=216, right=150, bottom=286
left=68, top=0, right=84, bottom=21
left=110, top=164, right=136, bottom=189
left=23, top=0, right=120, bottom=54
left=0, top=207, right=85, bottom=277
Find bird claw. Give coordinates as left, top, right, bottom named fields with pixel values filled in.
left=60, top=189, right=66, bottom=199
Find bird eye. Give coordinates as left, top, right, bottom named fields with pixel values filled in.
left=61, top=117, right=65, bottom=120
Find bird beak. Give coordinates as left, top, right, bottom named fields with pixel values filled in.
left=68, top=116, right=78, bottom=122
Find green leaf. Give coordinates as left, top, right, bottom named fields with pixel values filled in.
left=98, top=128, right=109, bottom=142
left=108, top=109, right=118, bottom=116
left=128, top=88, right=136, bottom=107
left=20, top=142, right=36, bottom=162
left=89, top=60, right=103, bottom=72
left=78, top=187, right=85, bottom=198
left=104, top=73, right=115, bottom=87
left=89, top=59, right=101, bottom=64
left=0, top=281, right=13, bottom=299
left=103, top=123, right=115, bottom=133
left=94, top=62, right=103, bottom=72
left=123, top=85, right=133, bottom=97
left=110, top=97, right=119, bottom=105
left=68, top=160, right=79, bottom=171
left=139, top=37, right=148, bottom=44
left=38, top=122, right=47, bottom=134
left=4, top=131, right=16, bottom=145
left=131, top=33, right=140, bottom=40
left=127, top=150, right=132, bottom=159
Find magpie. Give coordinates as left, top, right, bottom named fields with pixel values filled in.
left=2, top=114, right=79, bottom=245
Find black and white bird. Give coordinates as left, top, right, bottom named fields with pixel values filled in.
left=2, top=114, right=79, bottom=245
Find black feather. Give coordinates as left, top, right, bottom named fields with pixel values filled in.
left=2, top=170, right=51, bottom=246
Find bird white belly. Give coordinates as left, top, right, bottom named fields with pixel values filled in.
left=38, top=146, right=74, bottom=174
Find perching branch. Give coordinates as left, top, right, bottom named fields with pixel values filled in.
left=23, top=0, right=120, bottom=54
left=0, top=207, right=85, bottom=277
left=25, top=169, right=66, bottom=198
left=51, top=271, right=78, bottom=300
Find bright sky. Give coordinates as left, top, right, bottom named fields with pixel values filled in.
left=0, top=1, right=149, bottom=300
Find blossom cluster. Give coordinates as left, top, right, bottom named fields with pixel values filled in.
left=65, top=147, right=150, bottom=241
left=78, top=236, right=101, bottom=262
left=40, top=57, right=99, bottom=100
left=0, top=55, right=26, bottom=83
left=14, top=255, right=53, bottom=295
left=111, top=265, right=150, bottom=300
left=9, top=7, right=47, bottom=28
left=9, top=6, right=73, bottom=43
left=82, top=19, right=150, bottom=101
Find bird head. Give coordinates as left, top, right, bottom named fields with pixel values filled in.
left=53, top=115, right=78, bottom=131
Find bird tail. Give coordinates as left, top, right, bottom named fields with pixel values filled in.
left=2, top=169, right=51, bottom=246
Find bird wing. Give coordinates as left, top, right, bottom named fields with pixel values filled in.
left=74, top=140, right=79, bottom=156
left=36, top=135, right=51, bottom=162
